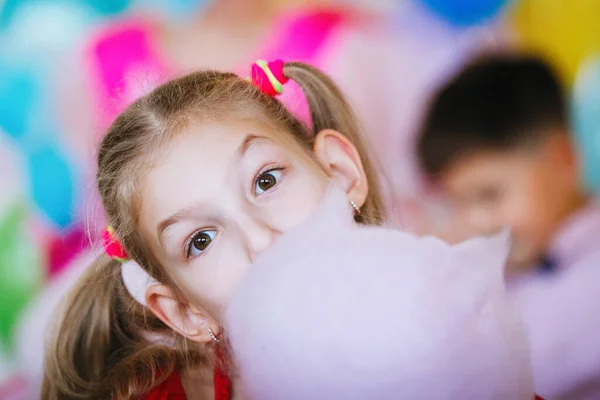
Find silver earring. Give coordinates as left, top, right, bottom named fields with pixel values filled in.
left=349, top=200, right=360, bottom=215
left=207, top=327, right=220, bottom=343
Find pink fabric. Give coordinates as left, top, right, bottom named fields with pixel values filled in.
left=508, top=200, right=600, bottom=399
left=226, top=187, right=534, bottom=400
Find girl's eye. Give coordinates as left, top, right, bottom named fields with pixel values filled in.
left=187, top=230, right=217, bottom=258
left=254, top=169, right=283, bottom=195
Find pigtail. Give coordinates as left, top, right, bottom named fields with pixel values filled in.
left=283, top=62, right=386, bottom=224
left=41, top=254, right=194, bottom=400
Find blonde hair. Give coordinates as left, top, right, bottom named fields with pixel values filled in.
left=42, top=62, right=386, bottom=399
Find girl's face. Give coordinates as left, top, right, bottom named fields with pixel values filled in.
left=138, top=119, right=367, bottom=340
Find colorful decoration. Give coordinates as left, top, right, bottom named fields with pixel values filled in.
left=2, top=1, right=97, bottom=65
left=573, top=56, right=600, bottom=193
left=0, top=0, right=23, bottom=28
left=13, top=249, right=98, bottom=399
left=510, top=0, right=600, bottom=85
left=0, top=0, right=129, bottom=28
left=0, top=203, right=42, bottom=352
left=0, top=140, right=24, bottom=216
left=27, top=145, right=76, bottom=229
left=47, top=223, right=90, bottom=278
left=86, top=0, right=131, bottom=16
left=418, top=0, right=509, bottom=27
left=0, top=63, right=40, bottom=140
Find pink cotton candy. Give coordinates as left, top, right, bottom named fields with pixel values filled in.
left=225, top=187, right=534, bottom=400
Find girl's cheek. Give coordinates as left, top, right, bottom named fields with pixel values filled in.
left=180, top=241, right=249, bottom=311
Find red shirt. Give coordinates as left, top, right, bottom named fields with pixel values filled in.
left=142, top=368, right=231, bottom=400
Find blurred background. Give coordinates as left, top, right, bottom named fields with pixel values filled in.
left=0, top=0, right=598, bottom=397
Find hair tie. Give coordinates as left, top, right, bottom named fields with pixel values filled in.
left=102, top=226, right=158, bottom=306
left=250, top=59, right=288, bottom=96
left=102, top=226, right=129, bottom=261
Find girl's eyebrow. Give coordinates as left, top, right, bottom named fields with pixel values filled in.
left=237, top=134, right=272, bottom=157
left=157, top=206, right=196, bottom=247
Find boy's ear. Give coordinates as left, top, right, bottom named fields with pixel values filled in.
left=313, top=129, right=369, bottom=208
left=545, top=132, right=580, bottom=180
left=554, top=133, right=577, bottom=167
left=146, top=284, right=220, bottom=343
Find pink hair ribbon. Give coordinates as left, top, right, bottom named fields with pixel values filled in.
left=250, top=59, right=289, bottom=96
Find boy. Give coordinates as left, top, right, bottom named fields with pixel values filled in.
left=417, top=54, right=600, bottom=399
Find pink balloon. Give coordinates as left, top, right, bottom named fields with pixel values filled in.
left=46, top=222, right=91, bottom=279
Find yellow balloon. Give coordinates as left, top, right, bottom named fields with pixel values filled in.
left=509, top=0, right=600, bottom=85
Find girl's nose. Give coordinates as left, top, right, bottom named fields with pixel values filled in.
left=240, top=217, right=282, bottom=262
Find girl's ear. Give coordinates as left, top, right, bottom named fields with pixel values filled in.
left=146, top=284, right=220, bottom=343
left=313, top=129, right=368, bottom=208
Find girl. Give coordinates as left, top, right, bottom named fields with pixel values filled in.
left=16, top=4, right=387, bottom=396
left=42, top=60, right=386, bottom=399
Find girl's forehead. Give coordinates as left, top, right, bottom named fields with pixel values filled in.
left=171, top=119, right=300, bottom=152
left=145, top=123, right=275, bottom=194
left=164, top=118, right=314, bottom=167
left=137, top=120, right=314, bottom=227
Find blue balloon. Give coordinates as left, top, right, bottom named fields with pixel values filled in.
left=0, top=63, right=40, bottom=140
left=2, top=1, right=98, bottom=66
left=1, top=0, right=129, bottom=27
left=0, top=0, right=22, bottom=28
left=573, top=57, right=600, bottom=193
left=86, top=0, right=130, bottom=15
left=27, top=145, right=76, bottom=228
left=419, top=0, right=509, bottom=27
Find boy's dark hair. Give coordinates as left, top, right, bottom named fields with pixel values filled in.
left=417, top=54, right=567, bottom=177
